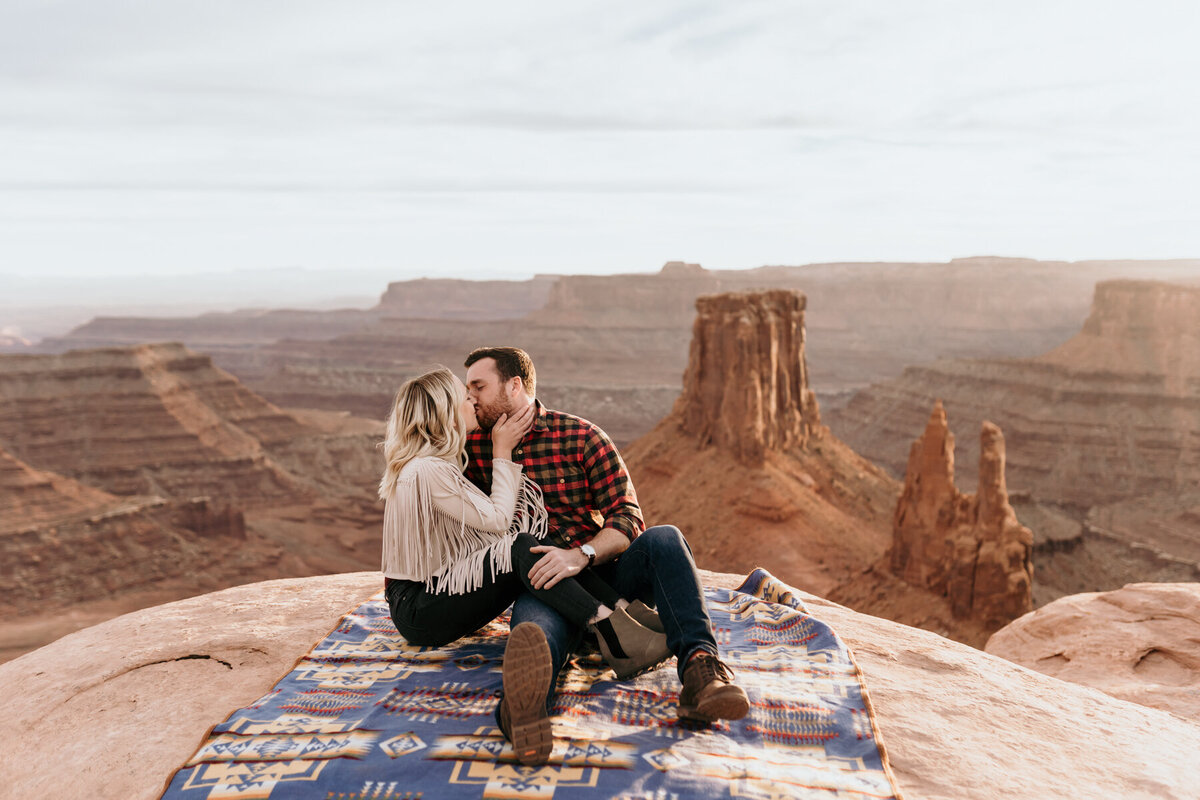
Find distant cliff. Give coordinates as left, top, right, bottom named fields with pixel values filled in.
left=376, top=275, right=558, bottom=319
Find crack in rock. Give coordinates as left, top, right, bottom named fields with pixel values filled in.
left=143, top=654, right=233, bottom=670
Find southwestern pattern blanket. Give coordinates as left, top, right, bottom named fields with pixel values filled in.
left=161, top=568, right=901, bottom=799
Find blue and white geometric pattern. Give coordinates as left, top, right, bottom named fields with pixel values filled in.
left=161, top=569, right=900, bottom=799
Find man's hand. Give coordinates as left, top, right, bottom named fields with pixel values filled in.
left=527, top=545, right=588, bottom=589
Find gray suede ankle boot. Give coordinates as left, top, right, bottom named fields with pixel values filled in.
left=593, top=606, right=672, bottom=680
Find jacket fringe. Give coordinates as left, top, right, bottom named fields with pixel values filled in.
left=381, top=457, right=548, bottom=595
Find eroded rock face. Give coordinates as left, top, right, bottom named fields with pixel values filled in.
left=0, top=444, right=115, bottom=527
left=3, top=572, right=1199, bottom=800
left=0, top=343, right=306, bottom=504
left=673, top=290, right=821, bottom=465
left=891, top=402, right=1033, bottom=631
left=987, top=583, right=1200, bottom=723
left=831, top=279, right=1200, bottom=515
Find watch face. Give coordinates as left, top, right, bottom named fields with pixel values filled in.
left=581, top=545, right=596, bottom=556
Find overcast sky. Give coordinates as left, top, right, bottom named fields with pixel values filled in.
left=2, top=0, right=1199, bottom=286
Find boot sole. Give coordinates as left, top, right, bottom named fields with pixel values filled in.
left=503, top=622, right=554, bottom=766
left=678, top=685, right=751, bottom=722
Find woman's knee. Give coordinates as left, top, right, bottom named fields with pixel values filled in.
left=511, top=532, right=541, bottom=572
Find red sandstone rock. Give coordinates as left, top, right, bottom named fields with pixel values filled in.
left=626, top=290, right=897, bottom=598
left=0, top=343, right=307, bottom=504
left=891, top=402, right=1033, bottom=631
left=987, top=582, right=1200, bottom=723
left=3, top=571, right=1199, bottom=800
left=674, top=290, right=821, bottom=465
left=0, top=444, right=116, bottom=528
left=0, top=347, right=388, bottom=661
left=828, top=279, right=1200, bottom=602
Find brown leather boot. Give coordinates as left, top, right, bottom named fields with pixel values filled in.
left=677, top=651, right=749, bottom=722
left=498, top=622, right=554, bottom=765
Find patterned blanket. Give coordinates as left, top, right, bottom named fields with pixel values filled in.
left=161, top=569, right=901, bottom=799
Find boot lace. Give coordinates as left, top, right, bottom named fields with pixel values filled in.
left=688, top=652, right=734, bottom=687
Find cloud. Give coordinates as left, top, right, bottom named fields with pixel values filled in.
left=1, top=0, right=1198, bottom=280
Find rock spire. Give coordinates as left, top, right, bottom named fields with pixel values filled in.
left=891, top=401, right=1033, bottom=630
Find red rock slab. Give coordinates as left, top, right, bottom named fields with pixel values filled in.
left=3, top=571, right=1200, bottom=800
left=986, top=582, right=1200, bottom=723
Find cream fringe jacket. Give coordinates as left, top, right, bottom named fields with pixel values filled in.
left=381, top=455, right=548, bottom=595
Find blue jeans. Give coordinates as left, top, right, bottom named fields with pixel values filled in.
left=510, top=524, right=719, bottom=709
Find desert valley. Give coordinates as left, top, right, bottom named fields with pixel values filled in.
left=3, top=258, right=1200, bottom=797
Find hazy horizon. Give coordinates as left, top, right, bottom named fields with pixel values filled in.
left=3, top=1, right=1199, bottom=285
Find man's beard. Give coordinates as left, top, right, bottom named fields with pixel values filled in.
left=474, top=395, right=513, bottom=432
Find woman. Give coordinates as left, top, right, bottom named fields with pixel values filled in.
left=379, top=367, right=667, bottom=761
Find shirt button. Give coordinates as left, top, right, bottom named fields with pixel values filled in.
left=559, top=478, right=564, bottom=484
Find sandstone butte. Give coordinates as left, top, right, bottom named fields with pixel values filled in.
left=624, top=290, right=899, bottom=600
left=3, top=570, right=1199, bottom=800
left=987, top=582, right=1200, bottom=724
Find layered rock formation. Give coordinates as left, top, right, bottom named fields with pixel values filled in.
left=0, top=343, right=307, bottom=503
left=0, top=442, right=268, bottom=661
left=829, top=280, right=1200, bottom=600
left=46, top=259, right=1200, bottom=449
left=987, top=583, right=1200, bottom=723
left=831, top=279, right=1200, bottom=506
left=0, top=443, right=114, bottom=526
left=674, top=290, right=821, bottom=464
left=889, top=403, right=1033, bottom=631
left=0, top=344, right=388, bottom=661
left=625, top=290, right=900, bottom=598
left=5, top=571, right=1200, bottom=800
left=377, top=275, right=558, bottom=319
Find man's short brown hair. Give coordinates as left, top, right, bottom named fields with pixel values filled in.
left=465, top=346, right=537, bottom=397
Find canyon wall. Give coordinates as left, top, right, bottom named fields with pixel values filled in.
left=0, top=344, right=388, bottom=661
left=829, top=280, right=1200, bottom=600
left=832, top=280, right=1200, bottom=506
left=0, top=344, right=307, bottom=504
left=44, top=259, right=1200, bottom=450
left=377, top=275, right=558, bottom=319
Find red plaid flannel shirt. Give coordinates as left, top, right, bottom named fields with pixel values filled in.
left=464, top=402, right=644, bottom=548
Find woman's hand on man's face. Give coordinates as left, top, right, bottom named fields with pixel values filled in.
left=490, top=402, right=536, bottom=455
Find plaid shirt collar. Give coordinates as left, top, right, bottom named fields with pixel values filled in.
left=528, top=398, right=550, bottom=436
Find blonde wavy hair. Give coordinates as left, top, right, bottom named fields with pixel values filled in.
left=378, top=366, right=469, bottom=500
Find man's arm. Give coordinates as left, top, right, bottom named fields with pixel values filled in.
left=527, top=423, right=642, bottom=590
left=527, top=527, right=628, bottom=589
left=580, top=424, right=644, bottom=542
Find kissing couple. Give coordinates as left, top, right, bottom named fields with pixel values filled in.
left=379, top=346, right=748, bottom=765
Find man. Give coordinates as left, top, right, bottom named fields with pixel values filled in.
left=463, top=346, right=749, bottom=758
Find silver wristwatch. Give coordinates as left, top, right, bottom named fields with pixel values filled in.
left=580, top=543, right=597, bottom=567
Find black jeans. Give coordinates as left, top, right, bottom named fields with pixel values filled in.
left=386, top=532, right=620, bottom=646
